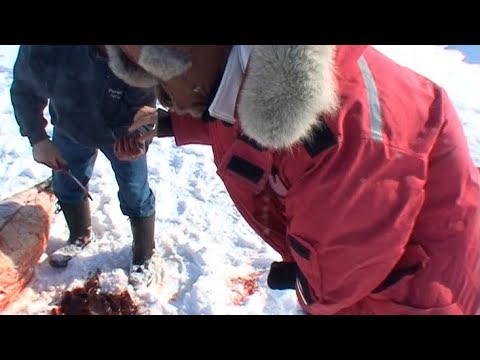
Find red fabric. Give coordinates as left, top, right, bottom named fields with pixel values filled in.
left=171, top=45, right=480, bottom=315
left=171, top=112, right=211, bottom=146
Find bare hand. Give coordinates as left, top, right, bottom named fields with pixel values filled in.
left=32, top=139, right=69, bottom=171
left=128, top=106, right=159, bottom=142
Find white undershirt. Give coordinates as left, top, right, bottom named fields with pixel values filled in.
left=208, top=45, right=252, bottom=124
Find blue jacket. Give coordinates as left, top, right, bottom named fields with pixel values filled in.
left=10, top=45, right=156, bottom=147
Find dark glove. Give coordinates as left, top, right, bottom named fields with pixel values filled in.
left=156, top=108, right=173, bottom=137
left=267, top=261, right=298, bottom=290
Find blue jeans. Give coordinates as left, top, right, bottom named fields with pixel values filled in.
left=52, top=128, right=155, bottom=218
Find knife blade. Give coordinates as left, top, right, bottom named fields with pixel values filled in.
left=64, top=170, right=93, bottom=201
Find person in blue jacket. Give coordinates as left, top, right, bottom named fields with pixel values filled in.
left=10, top=45, right=157, bottom=288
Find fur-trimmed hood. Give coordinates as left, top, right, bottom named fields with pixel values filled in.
left=105, top=45, right=340, bottom=149
left=238, top=45, right=338, bottom=149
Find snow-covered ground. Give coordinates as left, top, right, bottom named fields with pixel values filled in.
left=0, top=45, right=479, bottom=315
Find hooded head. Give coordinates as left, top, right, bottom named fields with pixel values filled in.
left=105, top=45, right=339, bottom=149
left=105, top=45, right=232, bottom=117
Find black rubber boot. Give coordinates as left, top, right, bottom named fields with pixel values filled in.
left=48, top=201, right=93, bottom=268
left=62, top=201, right=93, bottom=246
left=129, top=214, right=156, bottom=288
left=130, top=214, right=156, bottom=266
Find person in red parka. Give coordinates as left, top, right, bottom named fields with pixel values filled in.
left=106, top=45, right=479, bottom=315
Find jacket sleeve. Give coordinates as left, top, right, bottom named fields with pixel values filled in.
left=285, top=141, right=427, bottom=315
left=411, top=89, right=479, bottom=310
left=285, top=89, right=479, bottom=315
left=169, top=112, right=212, bottom=146
left=421, top=88, right=479, bottom=227
left=10, top=45, right=50, bottom=146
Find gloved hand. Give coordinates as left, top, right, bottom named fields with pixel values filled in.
left=32, top=139, right=69, bottom=171
left=115, top=106, right=172, bottom=161
left=267, top=261, right=298, bottom=290
left=113, top=133, right=146, bottom=161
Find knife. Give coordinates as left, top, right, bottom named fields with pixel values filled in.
left=64, top=170, right=93, bottom=201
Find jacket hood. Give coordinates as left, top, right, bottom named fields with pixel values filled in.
left=238, top=45, right=338, bottom=149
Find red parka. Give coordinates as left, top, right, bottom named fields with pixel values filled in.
left=170, top=46, right=479, bottom=314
